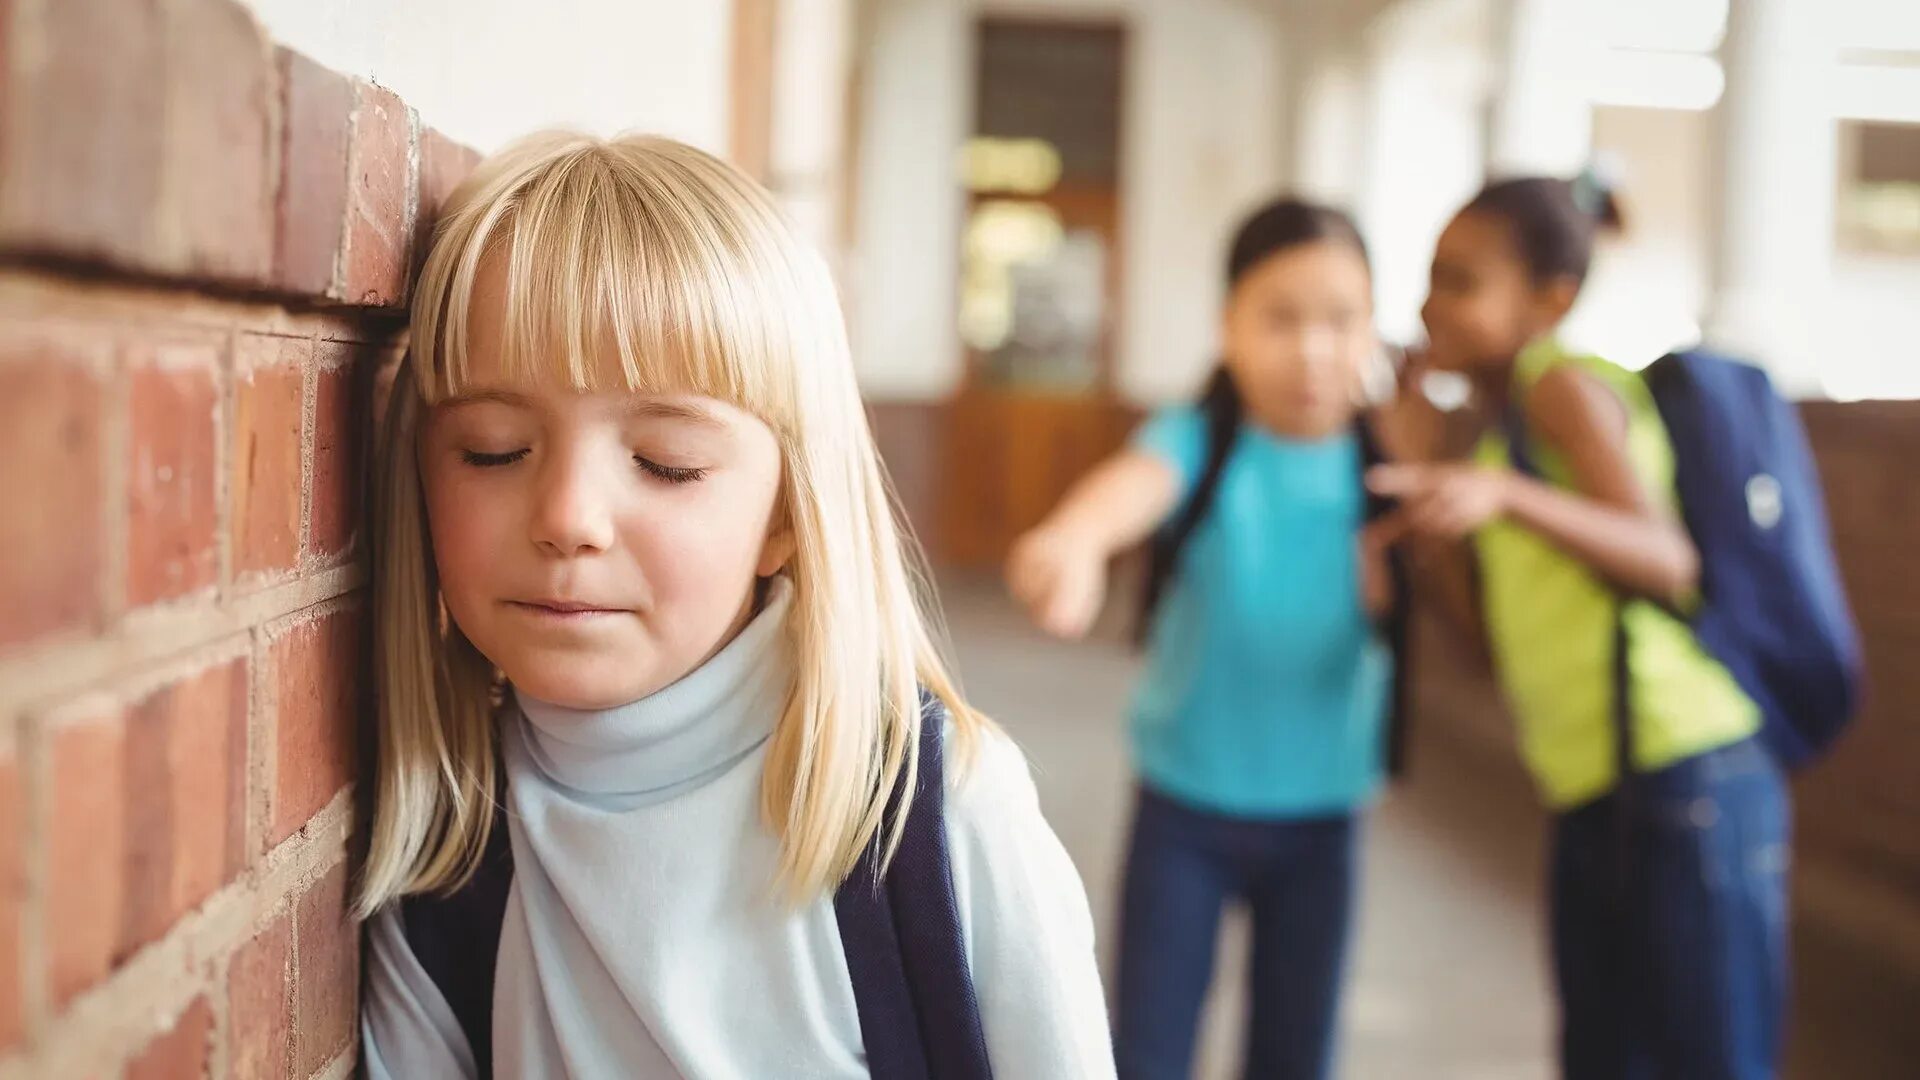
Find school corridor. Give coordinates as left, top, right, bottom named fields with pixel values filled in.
left=935, top=574, right=1920, bottom=1079
left=4, top=0, right=1918, bottom=1076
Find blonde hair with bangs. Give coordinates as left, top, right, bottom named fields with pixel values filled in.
left=357, top=131, right=988, bottom=916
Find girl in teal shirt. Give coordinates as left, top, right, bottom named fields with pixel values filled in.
left=1008, top=199, right=1396, bottom=1080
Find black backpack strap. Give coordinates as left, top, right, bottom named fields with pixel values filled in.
left=1504, top=405, right=1637, bottom=881
left=1355, top=413, right=1414, bottom=778
left=1136, top=367, right=1243, bottom=643
left=835, top=692, right=993, bottom=1080
left=1609, top=606, right=1635, bottom=896
left=833, top=859, right=926, bottom=1079
left=400, top=794, right=514, bottom=1078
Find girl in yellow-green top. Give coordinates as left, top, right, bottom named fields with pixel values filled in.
left=1371, top=174, right=1789, bottom=1080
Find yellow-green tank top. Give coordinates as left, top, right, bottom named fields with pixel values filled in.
left=1473, top=339, right=1760, bottom=809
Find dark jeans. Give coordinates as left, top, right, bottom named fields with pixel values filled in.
left=1114, top=786, right=1357, bottom=1080
left=1550, top=737, right=1791, bottom=1080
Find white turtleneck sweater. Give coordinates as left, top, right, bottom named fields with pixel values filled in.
left=361, top=580, right=1115, bottom=1079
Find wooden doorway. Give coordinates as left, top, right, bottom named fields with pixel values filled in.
left=937, top=18, right=1136, bottom=569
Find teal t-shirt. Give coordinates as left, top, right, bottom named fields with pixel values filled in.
left=1131, top=407, right=1390, bottom=818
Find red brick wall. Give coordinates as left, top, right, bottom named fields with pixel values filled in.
left=0, top=0, right=477, bottom=1075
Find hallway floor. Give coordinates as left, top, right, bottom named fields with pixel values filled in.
left=935, top=574, right=1914, bottom=1080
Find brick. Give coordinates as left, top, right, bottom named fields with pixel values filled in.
left=309, top=349, right=360, bottom=558
left=167, top=660, right=249, bottom=910
left=126, top=995, right=211, bottom=1080
left=119, top=659, right=248, bottom=958
left=159, top=0, right=275, bottom=284
left=270, top=611, right=360, bottom=845
left=48, top=710, right=126, bottom=1006
left=232, top=336, right=308, bottom=578
left=293, top=862, right=356, bottom=1077
left=0, top=344, right=103, bottom=649
left=0, top=754, right=20, bottom=1051
left=0, top=0, right=12, bottom=187
left=274, top=48, right=354, bottom=297
left=118, top=694, right=172, bottom=962
left=0, top=0, right=166, bottom=270
left=341, top=82, right=415, bottom=307
left=126, top=347, right=220, bottom=607
left=415, top=127, right=478, bottom=266
left=228, top=910, right=292, bottom=1080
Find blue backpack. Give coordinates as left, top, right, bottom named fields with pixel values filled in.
left=1642, top=349, right=1862, bottom=768
left=1510, top=349, right=1863, bottom=771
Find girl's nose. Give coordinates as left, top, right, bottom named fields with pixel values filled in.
left=1298, top=325, right=1340, bottom=372
left=529, top=451, right=616, bottom=556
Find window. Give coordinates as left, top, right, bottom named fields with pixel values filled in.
left=1837, top=120, right=1920, bottom=255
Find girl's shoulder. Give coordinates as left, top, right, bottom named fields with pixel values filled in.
left=1518, top=337, right=1640, bottom=401
left=1130, top=405, right=1208, bottom=474
left=921, top=702, right=1043, bottom=843
left=943, top=718, right=1033, bottom=811
left=1528, top=347, right=1660, bottom=444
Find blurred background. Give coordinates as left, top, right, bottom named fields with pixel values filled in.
left=2, top=0, right=1917, bottom=1076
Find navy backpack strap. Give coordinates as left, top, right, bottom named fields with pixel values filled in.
left=400, top=794, right=514, bottom=1078
left=888, top=695, right=993, bottom=1079
left=403, top=696, right=989, bottom=1080
left=835, top=692, right=994, bottom=1080
left=834, top=841, right=927, bottom=1078
left=1503, top=403, right=1638, bottom=880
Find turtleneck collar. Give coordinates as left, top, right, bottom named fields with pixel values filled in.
left=510, top=576, right=794, bottom=801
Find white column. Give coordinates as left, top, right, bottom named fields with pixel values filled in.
left=769, top=0, right=857, bottom=260
left=1292, top=44, right=1371, bottom=206
left=1703, top=0, right=1838, bottom=396
left=1276, top=1, right=1341, bottom=195
left=1485, top=0, right=1594, bottom=176
left=847, top=0, right=970, bottom=401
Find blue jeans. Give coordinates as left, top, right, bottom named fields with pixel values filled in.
left=1550, top=738, right=1791, bottom=1080
left=1114, top=786, right=1357, bottom=1080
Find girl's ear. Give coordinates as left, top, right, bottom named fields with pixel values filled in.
left=756, top=479, right=796, bottom=577
left=756, top=523, right=797, bottom=577
left=1534, top=274, right=1582, bottom=326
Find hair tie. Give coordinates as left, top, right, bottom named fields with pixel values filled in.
left=1570, top=154, right=1623, bottom=218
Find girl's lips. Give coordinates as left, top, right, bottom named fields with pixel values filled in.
left=507, top=600, right=630, bottom=619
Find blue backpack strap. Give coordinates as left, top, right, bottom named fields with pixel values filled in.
left=835, top=691, right=994, bottom=1080
left=399, top=793, right=514, bottom=1078
left=833, top=852, right=927, bottom=1079
left=1502, top=399, right=1637, bottom=883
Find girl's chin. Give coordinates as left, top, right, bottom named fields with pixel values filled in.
left=504, top=654, right=681, bottom=712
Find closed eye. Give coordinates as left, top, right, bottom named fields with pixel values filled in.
left=461, top=448, right=530, bottom=467
left=635, top=456, right=707, bottom=484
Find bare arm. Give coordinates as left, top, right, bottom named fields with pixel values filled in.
left=1028, top=449, right=1181, bottom=559
left=1006, top=449, right=1181, bottom=639
left=1505, top=366, right=1699, bottom=603
left=1367, top=366, right=1699, bottom=608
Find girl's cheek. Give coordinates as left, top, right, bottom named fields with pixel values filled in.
left=625, top=499, right=764, bottom=585
left=427, top=500, right=499, bottom=596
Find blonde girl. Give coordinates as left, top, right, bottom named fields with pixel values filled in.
left=356, top=132, right=1113, bottom=1079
